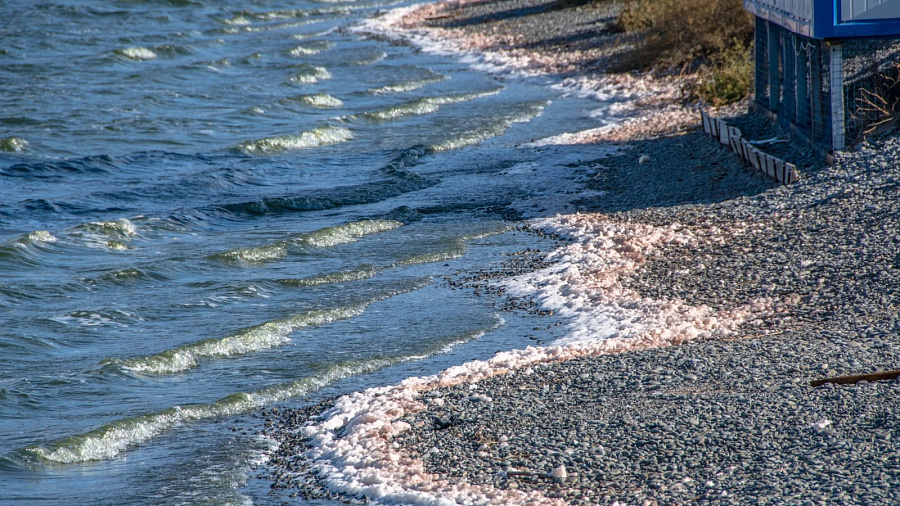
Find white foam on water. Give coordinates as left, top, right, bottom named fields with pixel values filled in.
left=357, top=89, right=501, bottom=122
left=430, top=100, right=547, bottom=152
left=284, top=93, right=344, bottom=108
left=217, top=242, right=288, bottom=263
left=239, top=19, right=331, bottom=33
left=79, top=218, right=137, bottom=238
left=111, top=276, right=431, bottom=375
left=114, top=306, right=364, bottom=374
left=29, top=317, right=503, bottom=464
left=69, top=218, right=139, bottom=250
left=223, top=15, right=252, bottom=26
left=118, top=47, right=158, bottom=61
left=252, top=6, right=354, bottom=21
left=25, top=230, right=57, bottom=243
left=289, top=41, right=334, bottom=56
left=0, top=136, right=28, bottom=152
left=354, top=5, right=553, bottom=79
left=395, top=243, right=466, bottom=266
left=217, top=220, right=401, bottom=264
left=51, top=309, right=143, bottom=328
left=238, top=125, right=352, bottom=154
left=292, top=212, right=778, bottom=506
left=289, top=65, right=332, bottom=84
left=367, top=74, right=446, bottom=95
left=278, top=265, right=379, bottom=288
left=295, top=219, right=402, bottom=248
left=349, top=50, right=388, bottom=66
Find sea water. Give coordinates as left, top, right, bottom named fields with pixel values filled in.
left=0, top=0, right=613, bottom=503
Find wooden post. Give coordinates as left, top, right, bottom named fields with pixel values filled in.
left=783, top=32, right=797, bottom=122
left=767, top=21, right=781, bottom=112
left=810, top=43, right=825, bottom=143
left=755, top=16, right=769, bottom=107
left=796, top=39, right=809, bottom=128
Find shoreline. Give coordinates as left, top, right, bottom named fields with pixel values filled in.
left=257, top=0, right=900, bottom=504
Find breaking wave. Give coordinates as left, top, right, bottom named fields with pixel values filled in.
left=357, top=90, right=501, bottom=122
left=238, top=125, right=353, bottom=154
left=105, top=276, right=431, bottom=374
left=214, top=219, right=402, bottom=263
left=277, top=265, right=379, bottom=287
left=282, top=93, right=343, bottom=108
left=431, top=100, right=548, bottom=152
left=25, top=316, right=502, bottom=464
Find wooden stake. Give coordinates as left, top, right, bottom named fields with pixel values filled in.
left=810, top=369, right=900, bottom=387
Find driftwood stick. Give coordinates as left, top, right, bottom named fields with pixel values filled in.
left=810, top=369, right=900, bottom=387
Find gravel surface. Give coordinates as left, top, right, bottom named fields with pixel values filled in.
left=380, top=135, right=900, bottom=506
left=256, top=1, right=900, bottom=504
left=414, top=0, right=626, bottom=76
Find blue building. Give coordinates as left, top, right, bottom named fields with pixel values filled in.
left=744, top=0, right=900, bottom=150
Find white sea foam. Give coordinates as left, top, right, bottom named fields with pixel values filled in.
left=30, top=318, right=501, bottom=464
left=224, top=15, right=252, bottom=25
left=284, top=93, right=344, bottom=108
left=217, top=220, right=402, bottom=264
left=289, top=41, right=333, bottom=56
left=295, top=219, right=402, bottom=248
left=0, top=136, right=28, bottom=152
left=289, top=65, right=332, bottom=84
left=111, top=275, right=430, bottom=374
left=355, top=5, right=550, bottom=79
left=25, top=230, right=57, bottom=243
left=238, top=125, right=352, bottom=154
left=358, top=89, right=501, bottom=121
left=70, top=218, right=139, bottom=250
left=292, top=207, right=776, bottom=506
left=278, top=265, right=379, bottom=287
left=82, top=218, right=137, bottom=237
left=367, top=74, right=446, bottom=95
left=395, top=242, right=466, bottom=266
left=257, top=5, right=784, bottom=504
left=430, top=100, right=547, bottom=152
left=115, top=306, right=367, bottom=374
left=118, top=47, right=158, bottom=61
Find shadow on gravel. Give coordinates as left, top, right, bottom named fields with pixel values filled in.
left=575, top=128, right=779, bottom=213
left=425, top=0, right=570, bottom=29
left=422, top=0, right=623, bottom=74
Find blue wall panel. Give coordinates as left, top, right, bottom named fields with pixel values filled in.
left=745, top=0, right=900, bottom=38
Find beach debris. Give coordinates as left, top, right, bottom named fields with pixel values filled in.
left=747, top=136, right=787, bottom=145
left=810, top=369, right=900, bottom=387
left=548, top=464, right=568, bottom=480
left=430, top=413, right=462, bottom=430
left=465, top=393, right=493, bottom=403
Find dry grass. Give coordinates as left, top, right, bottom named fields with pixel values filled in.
left=610, top=0, right=754, bottom=105
left=616, top=0, right=753, bottom=72
left=853, top=62, right=900, bottom=140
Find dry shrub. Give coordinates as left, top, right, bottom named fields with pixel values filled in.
left=617, top=0, right=753, bottom=72
left=612, top=0, right=754, bottom=104
left=696, top=39, right=754, bottom=105
left=854, top=63, right=900, bottom=140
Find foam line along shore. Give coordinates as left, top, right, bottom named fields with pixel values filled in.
left=256, top=0, right=900, bottom=505
left=1, top=0, right=605, bottom=502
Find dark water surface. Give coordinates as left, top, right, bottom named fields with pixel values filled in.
left=0, top=0, right=606, bottom=503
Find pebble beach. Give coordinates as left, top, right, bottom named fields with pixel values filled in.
left=257, top=1, right=900, bottom=504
